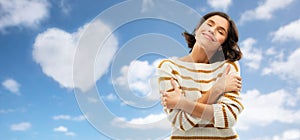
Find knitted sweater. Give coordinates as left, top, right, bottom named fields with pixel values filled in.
left=157, top=58, right=244, bottom=140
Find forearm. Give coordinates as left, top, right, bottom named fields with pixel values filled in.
left=180, top=98, right=214, bottom=122
left=197, top=88, right=223, bottom=105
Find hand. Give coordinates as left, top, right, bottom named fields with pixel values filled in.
left=160, top=78, right=185, bottom=109
left=211, top=65, right=242, bottom=95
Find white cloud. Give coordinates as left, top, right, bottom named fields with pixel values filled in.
left=239, top=0, right=294, bottom=24
left=87, top=97, right=99, bottom=103
left=58, top=0, right=71, bottom=15
left=10, top=122, right=31, bottom=131
left=240, top=38, right=262, bottom=70
left=0, top=108, right=15, bottom=114
left=129, top=113, right=165, bottom=124
left=111, top=113, right=170, bottom=130
left=53, top=115, right=85, bottom=121
left=0, top=108, right=26, bottom=114
left=141, top=0, right=154, bottom=13
left=53, top=126, right=76, bottom=136
left=2, top=78, right=20, bottom=95
left=65, top=132, right=76, bottom=136
left=252, top=129, right=300, bottom=140
left=33, top=19, right=118, bottom=92
left=236, top=89, right=300, bottom=131
left=262, top=47, right=300, bottom=83
left=265, top=47, right=277, bottom=56
left=114, top=59, right=162, bottom=100
left=207, top=0, right=232, bottom=11
left=273, top=129, right=300, bottom=140
left=0, top=0, right=49, bottom=31
left=104, top=93, right=117, bottom=101
left=271, top=19, right=300, bottom=42
left=54, top=126, right=68, bottom=132
left=87, top=93, right=117, bottom=103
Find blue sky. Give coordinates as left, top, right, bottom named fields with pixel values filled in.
left=1, top=0, right=300, bottom=139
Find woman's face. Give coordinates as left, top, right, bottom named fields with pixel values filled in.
left=195, top=15, right=229, bottom=53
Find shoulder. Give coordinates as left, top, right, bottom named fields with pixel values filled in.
left=212, top=60, right=241, bottom=75
left=157, top=58, right=178, bottom=69
left=157, top=59, right=172, bottom=68
left=225, top=61, right=240, bottom=72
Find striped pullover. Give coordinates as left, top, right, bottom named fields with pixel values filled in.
left=157, top=58, right=244, bottom=140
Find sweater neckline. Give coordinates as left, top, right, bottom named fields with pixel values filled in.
left=170, top=57, right=225, bottom=68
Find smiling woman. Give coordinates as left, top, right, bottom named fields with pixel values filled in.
left=157, top=11, right=244, bottom=140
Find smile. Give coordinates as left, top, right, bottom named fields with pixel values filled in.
left=202, top=32, right=216, bottom=41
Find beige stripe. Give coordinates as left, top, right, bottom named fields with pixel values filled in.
left=223, top=94, right=244, bottom=110
left=161, top=86, right=204, bottom=95
left=226, top=61, right=239, bottom=72
left=158, top=77, right=172, bottom=81
left=171, top=134, right=238, bottom=140
left=222, top=102, right=237, bottom=120
left=225, top=91, right=240, bottom=96
left=180, top=87, right=200, bottom=92
left=158, top=59, right=226, bottom=73
left=179, top=112, right=185, bottom=131
left=172, top=111, right=180, bottom=126
left=230, top=104, right=240, bottom=113
left=183, top=112, right=195, bottom=126
left=159, top=80, right=202, bottom=93
left=194, top=124, right=214, bottom=128
left=158, top=59, right=239, bottom=73
left=222, top=104, right=228, bottom=128
left=172, top=70, right=223, bottom=84
left=166, top=88, right=175, bottom=92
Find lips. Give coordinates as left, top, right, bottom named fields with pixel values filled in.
left=202, top=32, right=216, bottom=42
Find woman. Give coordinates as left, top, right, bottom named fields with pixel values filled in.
left=157, top=11, right=243, bottom=139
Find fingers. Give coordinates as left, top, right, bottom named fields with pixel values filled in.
left=234, top=76, right=242, bottom=87
left=160, top=90, right=163, bottom=95
left=160, top=94, right=166, bottom=106
left=232, top=74, right=242, bottom=81
left=233, top=79, right=242, bottom=91
left=160, top=95, right=169, bottom=107
left=170, top=78, right=179, bottom=91
left=224, top=65, right=231, bottom=75
left=237, top=79, right=242, bottom=85
left=220, top=65, right=231, bottom=79
left=160, top=90, right=167, bottom=97
left=236, top=82, right=242, bottom=88
left=161, top=100, right=167, bottom=107
left=228, top=76, right=242, bottom=92
left=229, top=74, right=242, bottom=84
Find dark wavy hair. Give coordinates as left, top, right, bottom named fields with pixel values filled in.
left=182, top=11, right=242, bottom=62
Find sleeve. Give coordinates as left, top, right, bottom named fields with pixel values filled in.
left=212, top=61, right=244, bottom=128
left=157, top=60, right=206, bottom=131
left=156, top=60, right=180, bottom=114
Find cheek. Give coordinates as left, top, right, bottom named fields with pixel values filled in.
left=216, top=35, right=226, bottom=45
left=195, top=29, right=201, bottom=38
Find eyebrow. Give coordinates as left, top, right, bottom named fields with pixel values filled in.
left=207, top=19, right=227, bottom=33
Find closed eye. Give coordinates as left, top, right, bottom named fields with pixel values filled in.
left=218, top=29, right=225, bottom=35
left=207, top=22, right=212, bottom=27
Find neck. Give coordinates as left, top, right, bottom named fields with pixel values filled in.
left=184, top=46, right=211, bottom=63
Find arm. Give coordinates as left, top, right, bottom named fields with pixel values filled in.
left=210, top=62, right=244, bottom=128
left=197, top=65, right=242, bottom=104
left=162, top=62, right=244, bottom=129
left=162, top=79, right=215, bottom=122
left=170, top=91, right=244, bottom=128
left=158, top=60, right=201, bottom=131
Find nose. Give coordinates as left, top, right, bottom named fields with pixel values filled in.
left=208, top=28, right=215, bottom=35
